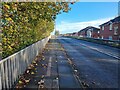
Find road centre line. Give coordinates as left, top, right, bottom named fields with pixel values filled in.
left=46, top=57, right=52, bottom=76
left=80, top=43, right=120, bottom=60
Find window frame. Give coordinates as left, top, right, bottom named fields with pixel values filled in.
left=102, top=26, right=104, bottom=30
left=114, top=26, right=118, bottom=35
left=109, top=23, right=112, bottom=30
left=109, top=36, right=112, bottom=40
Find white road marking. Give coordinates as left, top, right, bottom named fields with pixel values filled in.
left=52, top=79, right=59, bottom=89
left=80, top=43, right=120, bottom=60
left=46, top=57, right=52, bottom=76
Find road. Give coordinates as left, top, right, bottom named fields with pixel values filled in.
left=58, top=36, right=120, bottom=88
left=15, top=36, right=119, bottom=89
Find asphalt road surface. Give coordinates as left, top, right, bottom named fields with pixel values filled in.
left=15, top=36, right=119, bottom=89
left=58, top=36, right=120, bottom=88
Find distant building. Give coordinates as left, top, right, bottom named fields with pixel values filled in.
left=78, top=28, right=86, bottom=37
left=78, top=26, right=100, bottom=38
left=72, top=32, right=79, bottom=36
left=64, top=33, right=73, bottom=36
left=99, top=16, right=120, bottom=40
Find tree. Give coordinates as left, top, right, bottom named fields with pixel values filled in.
left=55, top=30, right=60, bottom=36
left=1, top=2, right=76, bottom=58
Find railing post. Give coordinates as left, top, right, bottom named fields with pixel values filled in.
left=0, top=63, right=2, bottom=89
left=0, top=36, right=50, bottom=89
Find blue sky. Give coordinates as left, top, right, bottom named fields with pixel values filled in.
left=55, top=2, right=119, bottom=34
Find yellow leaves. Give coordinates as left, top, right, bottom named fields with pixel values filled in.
left=10, top=26, right=12, bottom=29
left=44, top=3, right=46, bottom=5
left=5, top=14, right=9, bottom=17
left=8, top=45, right=12, bottom=50
left=32, top=61, right=36, bottom=64
left=4, top=4, right=10, bottom=9
left=3, top=38, right=7, bottom=42
left=6, top=17, right=13, bottom=22
left=18, top=80, right=23, bottom=84
left=5, top=17, right=14, bottom=25
left=12, top=4, right=17, bottom=10
left=18, top=79, right=30, bottom=84
left=2, top=2, right=71, bottom=58
left=25, top=79, right=30, bottom=83
left=31, top=72, right=35, bottom=75
left=11, top=43, right=15, bottom=47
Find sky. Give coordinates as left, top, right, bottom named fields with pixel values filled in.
left=54, top=2, right=119, bottom=34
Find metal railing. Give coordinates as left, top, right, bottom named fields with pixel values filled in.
left=0, top=36, right=51, bottom=89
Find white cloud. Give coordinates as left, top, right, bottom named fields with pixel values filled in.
left=56, top=17, right=114, bottom=34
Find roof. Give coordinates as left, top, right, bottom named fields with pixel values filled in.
left=78, top=26, right=100, bottom=33
left=72, top=32, right=78, bottom=35
left=99, top=16, right=120, bottom=26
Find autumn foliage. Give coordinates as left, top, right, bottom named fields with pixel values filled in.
left=1, top=2, right=73, bottom=58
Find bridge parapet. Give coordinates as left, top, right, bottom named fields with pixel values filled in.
left=0, top=36, right=51, bottom=89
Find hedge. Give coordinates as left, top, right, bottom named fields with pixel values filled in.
left=1, top=2, right=74, bottom=59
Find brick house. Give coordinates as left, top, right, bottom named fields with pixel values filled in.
left=99, top=16, right=120, bottom=40
left=78, top=28, right=86, bottom=37
left=78, top=26, right=100, bottom=38
left=72, top=32, right=79, bottom=36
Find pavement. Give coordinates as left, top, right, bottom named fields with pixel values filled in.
left=15, top=36, right=120, bottom=89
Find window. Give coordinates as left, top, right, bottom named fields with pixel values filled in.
left=101, top=36, right=104, bottom=39
left=87, top=30, right=92, bottom=38
left=102, top=26, right=104, bottom=30
left=114, top=26, right=118, bottom=35
left=109, top=36, right=112, bottom=40
left=98, top=31, right=100, bottom=33
left=110, top=23, right=112, bottom=30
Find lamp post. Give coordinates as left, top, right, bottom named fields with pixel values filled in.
left=54, top=0, right=56, bottom=36
left=54, top=20, right=56, bottom=36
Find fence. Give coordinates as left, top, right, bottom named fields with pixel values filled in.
left=0, top=36, right=51, bottom=89
left=66, top=36, right=120, bottom=48
left=81, top=37, right=120, bottom=48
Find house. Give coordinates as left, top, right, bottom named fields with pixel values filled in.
left=64, top=32, right=78, bottom=37
left=63, top=33, right=73, bottom=36
left=99, top=16, right=120, bottom=40
left=78, top=26, right=100, bottom=38
left=72, top=32, right=79, bottom=36
left=78, top=28, right=86, bottom=37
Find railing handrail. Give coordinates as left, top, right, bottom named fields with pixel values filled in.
left=0, top=37, right=48, bottom=64
left=0, top=36, right=51, bottom=89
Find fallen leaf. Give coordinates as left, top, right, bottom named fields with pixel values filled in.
left=18, top=80, right=23, bottom=84
left=31, top=72, right=35, bottom=75
left=25, top=79, right=30, bottom=83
